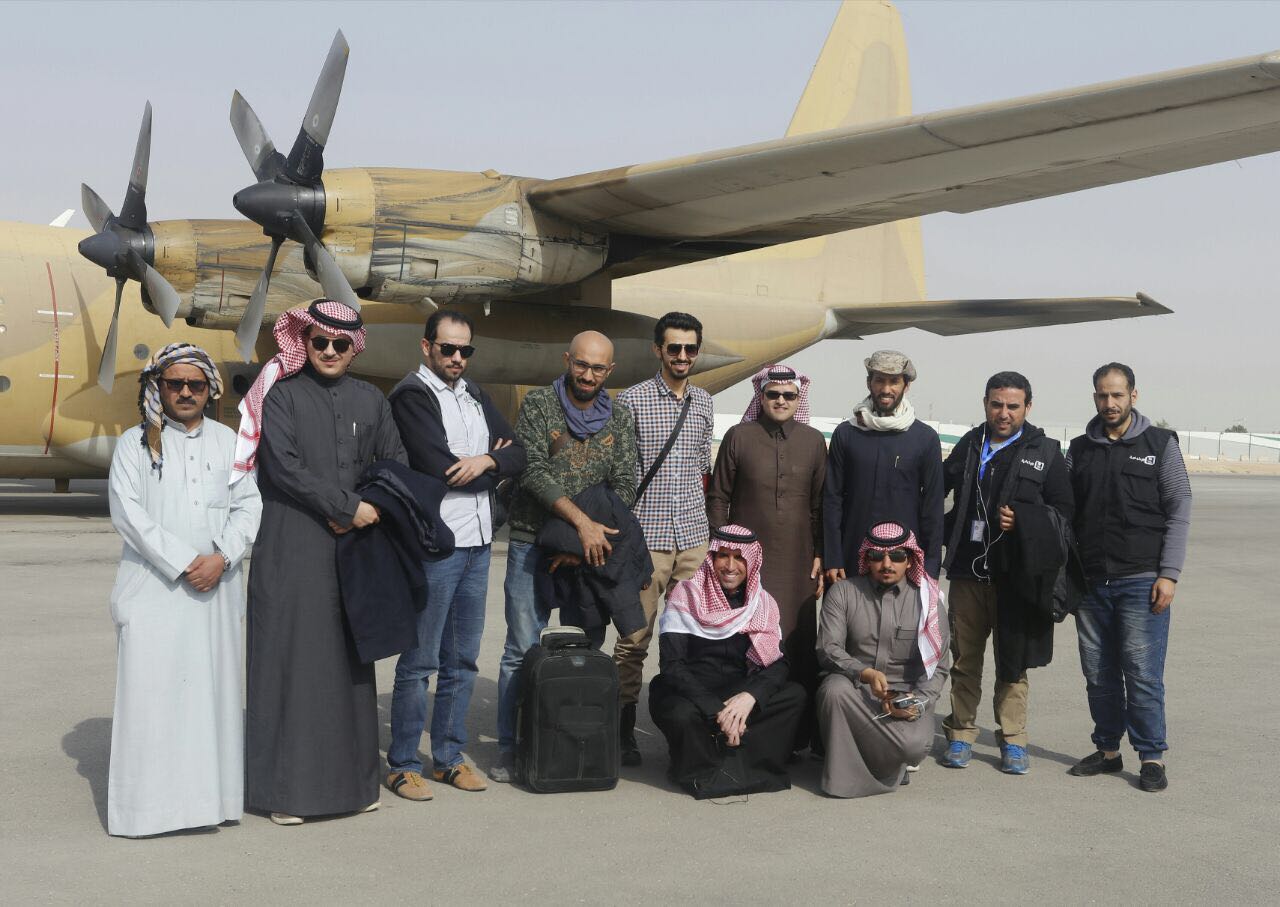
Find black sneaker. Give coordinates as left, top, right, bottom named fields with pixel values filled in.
left=1139, top=761, right=1168, bottom=792
left=620, top=702, right=642, bottom=767
left=1068, top=751, right=1123, bottom=777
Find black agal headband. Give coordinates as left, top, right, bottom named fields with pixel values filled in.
left=308, top=299, right=364, bottom=331
left=712, top=526, right=758, bottom=544
left=863, top=524, right=909, bottom=547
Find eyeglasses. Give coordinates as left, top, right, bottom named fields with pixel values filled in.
left=664, top=343, right=700, bottom=357
left=310, top=336, right=352, bottom=355
left=161, top=378, right=209, bottom=394
left=431, top=341, right=476, bottom=359
left=866, top=548, right=909, bottom=564
left=764, top=390, right=799, bottom=401
left=570, top=357, right=611, bottom=377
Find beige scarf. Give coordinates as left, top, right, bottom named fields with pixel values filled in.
left=850, top=395, right=916, bottom=432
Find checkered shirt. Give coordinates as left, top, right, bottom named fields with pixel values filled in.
left=619, top=373, right=714, bottom=551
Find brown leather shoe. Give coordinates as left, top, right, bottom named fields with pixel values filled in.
left=386, top=770, right=433, bottom=801
left=432, top=762, right=488, bottom=792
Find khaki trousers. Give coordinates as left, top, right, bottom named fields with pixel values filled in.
left=942, top=578, right=1030, bottom=747
left=613, top=544, right=708, bottom=705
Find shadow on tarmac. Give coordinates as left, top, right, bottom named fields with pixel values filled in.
left=61, top=717, right=111, bottom=831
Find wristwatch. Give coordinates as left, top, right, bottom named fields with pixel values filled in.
left=218, top=550, right=231, bottom=572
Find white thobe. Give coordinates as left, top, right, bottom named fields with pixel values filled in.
left=106, top=417, right=262, bottom=837
left=418, top=365, right=492, bottom=545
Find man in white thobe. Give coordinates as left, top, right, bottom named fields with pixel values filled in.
left=106, top=342, right=261, bottom=837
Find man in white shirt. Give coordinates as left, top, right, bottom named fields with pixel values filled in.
left=385, top=311, right=526, bottom=800
left=106, top=342, right=261, bottom=836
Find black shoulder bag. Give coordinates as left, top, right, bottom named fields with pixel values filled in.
left=635, top=395, right=693, bottom=502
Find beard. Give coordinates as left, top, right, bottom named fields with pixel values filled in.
left=565, top=370, right=602, bottom=403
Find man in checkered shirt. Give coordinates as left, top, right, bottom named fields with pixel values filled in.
left=615, top=312, right=715, bottom=767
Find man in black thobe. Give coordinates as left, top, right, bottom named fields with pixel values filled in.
left=238, top=300, right=407, bottom=825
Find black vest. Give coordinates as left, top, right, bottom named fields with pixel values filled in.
left=1068, top=426, right=1173, bottom=579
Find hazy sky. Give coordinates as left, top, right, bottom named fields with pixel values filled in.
left=3, top=0, right=1279, bottom=430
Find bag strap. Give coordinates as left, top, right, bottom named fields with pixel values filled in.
left=635, top=394, right=693, bottom=502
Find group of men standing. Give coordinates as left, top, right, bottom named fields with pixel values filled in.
left=103, top=296, right=1191, bottom=836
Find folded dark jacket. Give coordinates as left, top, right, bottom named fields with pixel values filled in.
left=338, top=460, right=455, bottom=664
left=534, top=483, right=652, bottom=637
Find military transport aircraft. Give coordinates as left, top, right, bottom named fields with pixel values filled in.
left=4, top=0, right=1279, bottom=486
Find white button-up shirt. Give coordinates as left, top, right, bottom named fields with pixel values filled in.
left=418, top=364, right=493, bottom=546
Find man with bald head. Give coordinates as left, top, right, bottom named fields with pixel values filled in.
left=489, top=330, right=639, bottom=783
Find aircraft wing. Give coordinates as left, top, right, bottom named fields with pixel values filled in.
left=529, top=52, right=1280, bottom=246
left=827, top=293, right=1171, bottom=339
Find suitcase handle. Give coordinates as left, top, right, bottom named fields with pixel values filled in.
left=538, top=627, right=591, bottom=650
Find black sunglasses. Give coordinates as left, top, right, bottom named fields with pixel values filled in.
left=665, top=343, right=700, bottom=356
left=866, top=548, right=909, bottom=564
left=310, top=336, right=352, bottom=355
left=764, top=390, right=799, bottom=401
left=161, top=378, right=209, bottom=394
left=432, top=341, right=476, bottom=359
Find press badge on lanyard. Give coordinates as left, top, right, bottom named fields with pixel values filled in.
left=970, top=520, right=985, bottom=542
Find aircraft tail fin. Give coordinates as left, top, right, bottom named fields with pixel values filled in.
left=626, top=0, right=924, bottom=306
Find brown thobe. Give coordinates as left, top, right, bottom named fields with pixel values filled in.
left=707, top=418, right=826, bottom=638
left=815, top=575, right=951, bottom=798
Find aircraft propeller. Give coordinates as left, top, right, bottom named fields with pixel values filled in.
left=229, top=29, right=359, bottom=362
left=77, top=102, right=182, bottom=393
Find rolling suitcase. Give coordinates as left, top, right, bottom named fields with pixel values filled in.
left=515, top=626, right=620, bottom=792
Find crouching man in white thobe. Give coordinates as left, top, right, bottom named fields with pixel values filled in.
left=106, top=342, right=261, bottom=837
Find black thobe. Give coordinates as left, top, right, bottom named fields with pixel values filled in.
left=707, top=418, right=826, bottom=749
left=246, top=366, right=407, bottom=817
left=822, top=419, right=944, bottom=577
left=649, top=603, right=804, bottom=798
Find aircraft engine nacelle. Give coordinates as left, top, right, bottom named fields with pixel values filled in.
left=328, top=168, right=607, bottom=307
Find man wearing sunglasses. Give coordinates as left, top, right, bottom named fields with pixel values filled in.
left=384, top=310, right=526, bottom=800
left=105, top=343, right=262, bottom=837
left=709, top=364, right=827, bottom=757
left=938, top=371, right=1073, bottom=776
left=236, top=300, right=408, bottom=825
left=613, top=312, right=715, bottom=767
left=815, top=521, right=948, bottom=798
left=490, top=330, right=639, bottom=783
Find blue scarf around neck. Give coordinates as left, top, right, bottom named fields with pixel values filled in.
left=553, top=374, right=613, bottom=439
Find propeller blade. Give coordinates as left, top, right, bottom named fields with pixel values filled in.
left=230, top=91, right=285, bottom=182
left=290, top=213, right=361, bottom=312
left=97, top=278, right=126, bottom=392
left=236, top=235, right=283, bottom=362
left=127, top=248, right=181, bottom=327
left=285, top=30, right=349, bottom=184
left=80, top=184, right=114, bottom=233
left=118, top=102, right=152, bottom=231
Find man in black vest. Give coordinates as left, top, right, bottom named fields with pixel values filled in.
left=939, top=372, right=1073, bottom=775
left=1065, top=362, right=1191, bottom=792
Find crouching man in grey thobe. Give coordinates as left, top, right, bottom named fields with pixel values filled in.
left=816, top=521, right=949, bottom=798
left=107, top=343, right=262, bottom=836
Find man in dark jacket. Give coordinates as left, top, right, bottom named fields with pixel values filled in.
left=384, top=310, right=526, bottom=802
left=824, top=350, right=944, bottom=585
left=939, top=371, right=1073, bottom=776
left=1065, top=363, right=1191, bottom=793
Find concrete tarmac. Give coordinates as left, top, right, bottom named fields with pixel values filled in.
left=2, top=476, right=1279, bottom=904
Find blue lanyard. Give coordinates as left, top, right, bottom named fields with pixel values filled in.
left=978, top=429, right=1021, bottom=481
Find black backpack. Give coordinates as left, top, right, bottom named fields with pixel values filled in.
left=515, top=627, right=620, bottom=793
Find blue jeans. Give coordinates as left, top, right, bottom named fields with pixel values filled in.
left=388, top=545, right=491, bottom=774
left=1075, top=577, right=1171, bottom=761
left=497, top=540, right=550, bottom=753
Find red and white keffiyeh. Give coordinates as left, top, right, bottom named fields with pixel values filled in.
left=231, top=299, right=366, bottom=480
left=857, top=521, right=944, bottom=679
left=739, top=363, right=811, bottom=424
left=660, top=524, right=784, bottom=668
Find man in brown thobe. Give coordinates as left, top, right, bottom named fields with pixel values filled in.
left=707, top=364, right=826, bottom=752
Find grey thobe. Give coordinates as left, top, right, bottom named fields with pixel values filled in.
left=815, top=576, right=950, bottom=798
left=707, top=419, right=826, bottom=638
left=246, top=366, right=407, bottom=817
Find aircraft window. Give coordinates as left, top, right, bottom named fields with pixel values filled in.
left=0, top=376, right=10, bottom=392
left=133, top=343, right=150, bottom=361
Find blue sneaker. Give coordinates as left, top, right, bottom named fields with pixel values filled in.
left=942, top=741, right=972, bottom=768
left=1001, top=744, right=1030, bottom=775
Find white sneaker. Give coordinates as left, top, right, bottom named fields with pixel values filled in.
left=360, top=800, right=380, bottom=813
left=905, top=762, right=921, bottom=773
